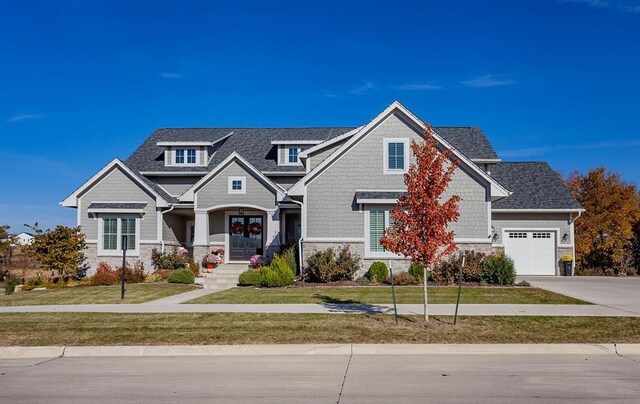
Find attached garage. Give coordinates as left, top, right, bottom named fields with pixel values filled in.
left=504, top=231, right=556, bottom=275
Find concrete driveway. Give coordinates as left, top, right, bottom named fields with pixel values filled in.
left=521, top=276, right=640, bottom=315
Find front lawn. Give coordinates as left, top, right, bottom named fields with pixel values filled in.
left=186, top=286, right=589, bottom=305
left=0, top=313, right=635, bottom=345
left=0, top=283, right=199, bottom=306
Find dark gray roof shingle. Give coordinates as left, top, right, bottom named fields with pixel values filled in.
left=355, top=191, right=406, bottom=201
left=87, top=202, right=147, bottom=210
left=434, top=127, right=499, bottom=160
left=491, top=162, right=583, bottom=210
left=124, top=126, right=498, bottom=175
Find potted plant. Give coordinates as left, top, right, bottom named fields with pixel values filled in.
left=213, top=248, right=225, bottom=264
left=202, top=252, right=220, bottom=273
left=249, top=254, right=268, bottom=269
left=561, top=255, right=573, bottom=276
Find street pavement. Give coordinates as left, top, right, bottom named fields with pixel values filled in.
left=1, top=353, right=639, bottom=403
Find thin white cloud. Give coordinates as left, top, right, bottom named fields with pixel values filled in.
left=499, top=139, right=640, bottom=157
left=160, top=72, right=182, bottom=79
left=7, top=113, right=48, bottom=123
left=323, top=90, right=341, bottom=98
left=461, top=74, right=516, bottom=88
left=392, top=83, right=443, bottom=91
left=350, top=80, right=376, bottom=95
left=562, top=0, right=640, bottom=13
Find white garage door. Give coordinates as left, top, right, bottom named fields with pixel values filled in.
left=504, top=231, right=556, bottom=275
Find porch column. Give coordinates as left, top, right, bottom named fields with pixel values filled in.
left=193, top=210, right=209, bottom=246
left=265, top=209, right=280, bottom=258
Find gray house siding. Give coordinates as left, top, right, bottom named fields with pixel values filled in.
left=208, top=210, right=226, bottom=244
left=269, top=175, right=301, bottom=190
left=151, top=176, right=202, bottom=197
left=195, top=160, right=279, bottom=210
left=491, top=212, right=572, bottom=245
left=308, top=140, right=347, bottom=171
left=78, top=166, right=158, bottom=241
left=306, top=113, right=490, bottom=239
left=162, top=211, right=187, bottom=245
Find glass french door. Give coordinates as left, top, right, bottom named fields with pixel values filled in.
left=229, top=215, right=264, bottom=261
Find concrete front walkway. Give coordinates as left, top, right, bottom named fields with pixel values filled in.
left=520, top=276, right=640, bottom=315
left=0, top=302, right=637, bottom=316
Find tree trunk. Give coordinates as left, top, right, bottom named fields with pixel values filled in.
left=423, top=265, right=429, bottom=322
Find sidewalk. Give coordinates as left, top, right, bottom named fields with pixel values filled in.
left=0, top=303, right=638, bottom=316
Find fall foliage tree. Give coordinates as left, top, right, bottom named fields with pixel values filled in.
left=567, top=167, right=640, bottom=275
left=380, top=125, right=460, bottom=322
left=25, top=224, right=88, bottom=280
left=0, top=225, right=14, bottom=280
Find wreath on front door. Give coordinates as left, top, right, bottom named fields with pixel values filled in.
left=231, top=221, right=244, bottom=235
left=247, top=222, right=262, bottom=236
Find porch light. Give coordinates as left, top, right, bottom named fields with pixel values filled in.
left=562, top=233, right=569, bottom=243
left=238, top=208, right=245, bottom=216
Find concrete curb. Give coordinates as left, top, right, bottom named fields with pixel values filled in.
left=2, top=343, right=634, bottom=359
left=0, top=346, right=65, bottom=359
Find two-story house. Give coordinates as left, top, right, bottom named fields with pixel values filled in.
left=62, top=101, right=583, bottom=276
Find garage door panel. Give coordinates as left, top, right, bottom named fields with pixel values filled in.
left=504, top=231, right=556, bottom=275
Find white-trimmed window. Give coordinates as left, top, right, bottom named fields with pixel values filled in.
left=175, top=148, right=197, bottom=165
left=383, top=138, right=409, bottom=174
left=228, top=176, right=246, bottom=194
left=366, top=209, right=396, bottom=256
left=288, top=147, right=299, bottom=164
left=98, top=216, right=139, bottom=255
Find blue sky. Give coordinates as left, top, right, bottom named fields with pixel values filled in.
left=1, top=0, right=639, bottom=232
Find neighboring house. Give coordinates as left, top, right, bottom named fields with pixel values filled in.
left=62, top=101, right=583, bottom=276
left=12, top=232, right=34, bottom=246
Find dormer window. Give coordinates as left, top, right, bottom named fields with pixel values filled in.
left=288, top=147, right=300, bottom=164
left=175, top=148, right=197, bottom=165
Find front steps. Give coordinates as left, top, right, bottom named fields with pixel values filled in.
left=195, top=263, right=248, bottom=291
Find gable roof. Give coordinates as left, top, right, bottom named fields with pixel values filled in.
left=126, top=128, right=355, bottom=174
left=490, top=162, right=583, bottom=211
left=434, top=127, right=499, bottom=161
left=288, top=101, right=511, bottom=199
left=180, top=152, right=285, bottom=202
left=61, top=159, right=170, bottom=208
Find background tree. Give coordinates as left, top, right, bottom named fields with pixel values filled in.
left=380, top=125, right=460, bottom=322
left=25, top=223, right=88, bottom=280
left=567, top=167, right=640, bottom=275
left=0, top=225, right=14, bottom=281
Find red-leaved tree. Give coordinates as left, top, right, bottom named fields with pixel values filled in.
left=380, top=124, right=461, bottom=322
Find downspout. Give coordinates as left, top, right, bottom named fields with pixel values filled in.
left=160, top=205, right=175, bottom=253
left=288, top=198, right=304, bottom=279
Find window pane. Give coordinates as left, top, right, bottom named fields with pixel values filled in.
left=288, top=147, right=299, bottom=163
left=187, top=149, right=196, bottom=164
left=121, top=218, right=136, bottom=250
left=387, top=142, right=405, bottom=170
left=232, top=180, right=242, bottom=190
left=369, top=210, right=385, bottom=252
left=102, top=218, right=118, bottom=250
left=175, top=149, right=185, bottom=164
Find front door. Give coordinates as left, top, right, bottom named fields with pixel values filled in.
left=229, top=215, right=264, bottom=261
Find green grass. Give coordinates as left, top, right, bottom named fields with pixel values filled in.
left=187, top=286, right=589, bottom=305
left=0, top=283, right=199, bottom=306
left=0, top=313, right=636, bottom=345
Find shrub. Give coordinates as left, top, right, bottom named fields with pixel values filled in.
left=96, top=262, right=117, bottom=276
left=188, top=259, right=200, bottom=277
left=408, top=263, right=425, bottom=280
left=238, top=269, right=262, bottom=286
left=151, top=247, right=189, bottom=270
left=116, top=261, right=146, bottom=284
left=355, top=276, right=370, bottom=285
left=304, top=245, right=361, bottom=283
left=144, top=273, right=163, bottom=283
left=368, top=262, right=389, bottom=283
left=260, top=255, right=295, bottom=287
left=392, top=272, right=419, bottom=286
left=152, top=269, right=172, bottom=280
left=334, top=245, right=361, bottom=281
left=168, top=269, right=195, bottom=284
left=4, top=274, right=20, bottom=295
left=280, top=247, right=298, bottom=275
left=431, top=250, right=487, bottom=285
left=305, top=248, right=336, bottom=283
left=482, top=253, right=516, bottom=285
left=90, top=271, right=118, bottom=286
